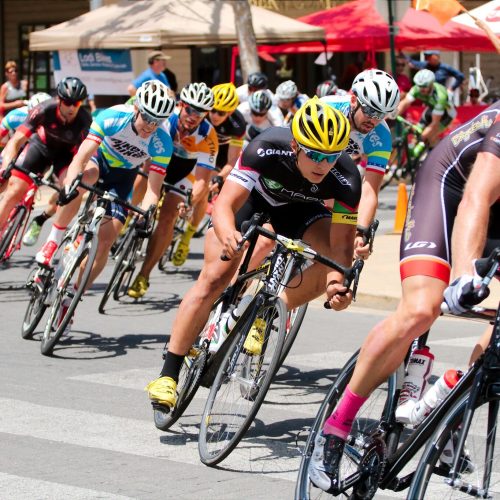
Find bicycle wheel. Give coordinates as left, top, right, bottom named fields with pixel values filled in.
left=295, top=351, right=397, bottom=500
left=408, top=392, right=500, bottom=499
left=21, top=267, right=51, bottom=339
left=194, top=215, right=211, bottom=238
left=99, top=230, right=136, bottom=313
left=153, top=300, right=224, bottom=431
left=198, top=296, right=287, bottom=466
left=0, top=205, right=27, bottom=261
left=278, top=303, right=308, bottom=366
left=158, top=220, right=184, bottom=272
left=40, top=234, right=97, bottom=356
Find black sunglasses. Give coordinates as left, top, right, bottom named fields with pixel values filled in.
left=251, top=110, right=267, bottom=117
left=210, top=109, right=229, bottom=117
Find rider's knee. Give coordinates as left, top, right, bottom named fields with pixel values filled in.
left=397, top=297, right=440, bottom=337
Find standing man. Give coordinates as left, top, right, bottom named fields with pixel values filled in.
left=406, top=50, right=464, bottom=92
left=128, top=50, right=171, bottom=96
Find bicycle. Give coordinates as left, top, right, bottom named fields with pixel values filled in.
left=0, top=162, right=60, bottom=263
left=381, top=116, right=427, bottom=190
left=157, top=184, right=193, bottom=272
left=38, top=175, right=149, bottom=356
left=295, top=247, right=500, bottom=500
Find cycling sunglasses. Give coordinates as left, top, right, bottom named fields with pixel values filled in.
left=61, top=99, right=83, bottom=107
left=184, top=104, right=207, bottom=117
left=357, top=98, right=385, bottom=120
left=298, top=144, right=341, bottom=164
left=139, top=111, right=164, bottom=126
left=251, top=110, right=268, bottom=117
left=210, top=109, right=229, bottom=117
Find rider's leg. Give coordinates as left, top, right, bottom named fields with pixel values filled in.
left=469, top=325, right=493, bottom=366
left=136, top=192, right=180, bottom=280
left=325, top=275, right=446, bottom=438
left=0, top=175, right=30, bottom=227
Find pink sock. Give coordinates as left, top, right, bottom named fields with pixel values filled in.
left=323, top=385, right=368, bottom=440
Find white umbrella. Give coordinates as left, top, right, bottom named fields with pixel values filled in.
left=452, top=0, right=500, bottom=34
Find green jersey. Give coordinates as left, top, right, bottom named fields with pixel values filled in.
left=407, top=82, right=454, bottom=116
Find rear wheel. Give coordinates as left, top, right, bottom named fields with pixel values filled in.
left=278, top=303, right=308, bottom=366
left=21, top=267, right=52, bottom=339
left=198, top=296, right=286, bottom=466
left=295, top=350, right=397, bottom=500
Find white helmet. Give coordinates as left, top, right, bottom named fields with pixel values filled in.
left=180, top=82, right=214, bottom=111
left=352, top=69, right=400, bottom=114
left=136, top=81, right=176, bottom=122
left=414, top=69, right=436, bottom=87
left=276, top=80, right=298, bottom=100
left=28, top=92, right=51, bottom=110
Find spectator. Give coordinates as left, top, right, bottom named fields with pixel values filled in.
left=127, top=50, right=171, bottom=96
left=0, top=61, right=28, bottom=119
left=464, top=88, right=483, bottom=106
left=406, top=50, right=464, bottom=91
left=393, top=56, right=412, bottom=98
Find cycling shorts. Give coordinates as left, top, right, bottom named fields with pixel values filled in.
left=90, top=150, right=138, bottom=224
left=13, top=136, right=71, bottom=184
left=234, top=190, right=331, bottom=239
left=419, top=107, right=453, bottom=130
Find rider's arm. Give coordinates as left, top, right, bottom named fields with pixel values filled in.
left=355, top=171, right=381, bottom=258
left=0, top=129, right=28, bottom=168
left=141, top=169, right=164, bottom=210
left=218, top=143, right=243, bottom=180
left=397, top=95, right=412, bottom=115
left=451, top=151, right=500, bottom=278
left=64, top=137, right=99, bottom=186
left=192, top=166, right=212, bottom=205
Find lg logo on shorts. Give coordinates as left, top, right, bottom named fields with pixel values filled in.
left=404, top=241, right=437, bottom=250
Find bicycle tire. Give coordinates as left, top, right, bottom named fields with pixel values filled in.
left=295, top=350, right=397, bottom=500
left=40, top=235, right=97, bottom=356
left=0, top=205, right=27, bottom=261
left=407, top=392, right=500, bottom=499
left=278, top=303, right=308, bottom=367
left=113, top=237, right=142, bottom=301
left=153, top=300, right=225, bottom=431
left=198, top=296, right=286, bottom=466
left=99, top=230, right=135, bottom=313
left=21, top=268, right=51, bottom=339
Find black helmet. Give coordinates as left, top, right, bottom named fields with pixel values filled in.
left=247, top=72, right=268, bottom=90
left=57, top=77, right=88, bottom=101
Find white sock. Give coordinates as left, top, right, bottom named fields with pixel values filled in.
left=47, top=223, right=66, bottom=245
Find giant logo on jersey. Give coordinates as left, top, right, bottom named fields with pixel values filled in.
left=109, top=138, right=148, bottom=159
left=256, top=147, right=293, bottom=157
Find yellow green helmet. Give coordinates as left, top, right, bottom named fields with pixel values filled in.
left=212, top=82, right=239, bottom=112
left=292, top=96, right=350, bottom=152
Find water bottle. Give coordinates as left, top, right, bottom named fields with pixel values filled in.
left=397, top=369, right=463, bottom=426
left=209, top=295, right=253, bottom=354
left=397, top=346, right=434, bottom=408
left=412, top=141, right=426, bottom=159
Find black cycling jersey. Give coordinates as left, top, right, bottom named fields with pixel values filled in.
left=400, top=101, right=500, bottom=283
left=19, top=99, right=91, bottom=153
left=212, top=109, right=246, bottom=169
left=228, top=126, right=361, bottom=223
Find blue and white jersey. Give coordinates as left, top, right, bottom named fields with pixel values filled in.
left=87, top=104, right=173, bottom=174
left=321, top=95, right=392, bottom=175
left=0, top=106, right=29, bottom=138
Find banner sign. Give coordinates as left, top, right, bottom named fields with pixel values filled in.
left=53, top=49, right=133, bottom=95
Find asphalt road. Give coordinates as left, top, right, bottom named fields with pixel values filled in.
left=0, top=189, right=489, bottom=499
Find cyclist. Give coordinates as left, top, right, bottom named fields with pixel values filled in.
left=237, top=89, right=275, bottom=146
left=127, top=82, right=219, bottom=297
left=34, top=81, right=175, bottom=333
left=275, top=80, right=308, bottom=123
left=145, top=97, right=361, bottom=409
left=0, top=77, right=91, bottom=230
left=0, top=92, right=51, bottom=147
left=397, top=69, right=457, bottom=148
left=315, top=79, right=347, bottom=98
left=307, top=102, right=500, bottom=493
left=322, top=69, right=400, bottom=258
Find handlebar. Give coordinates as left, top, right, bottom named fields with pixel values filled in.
left=1, top=161, right=62, bottom=193
left=356, top=219, right=379, bottom=253
left=221, top=213, right=364, bottom=299
left=396, top=115, right=424, bottom=135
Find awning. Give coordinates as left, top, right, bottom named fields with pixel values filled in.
left=29, top=0, right=325, bottom=51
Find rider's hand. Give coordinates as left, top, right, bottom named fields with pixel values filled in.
left=57, top=184, right=79, bottom=206
left=210, top=175, right=224, bottom=193
left=354, top=235, right=371, bottom=260
left=220, top=229, right=245, bottom=260
left=326, top=281, right=353, bottom=311
left=443, top=273, right=487, bottom=314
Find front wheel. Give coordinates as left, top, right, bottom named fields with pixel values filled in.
left=278, top=303, right=308, bottom=366
left=295, top=351, right=397, bottom=500
left=21, top=267, right=52, bottom=339
left=0, top=205, right=27, bottom=261
left=198, top=296, right=287, bottom=466
left=407, top=392, right=500, bottom=499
